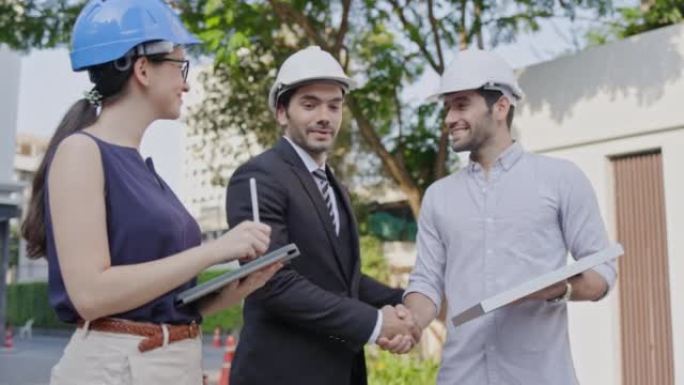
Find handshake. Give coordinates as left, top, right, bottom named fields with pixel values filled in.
left=376, top=304, right=423, bottom=354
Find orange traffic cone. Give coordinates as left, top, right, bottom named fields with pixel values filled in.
left=3, top=327, right=14, bottom=350
left=218, top=335, right=236, bottom=385
left=212, top=327, right=221, bottom=348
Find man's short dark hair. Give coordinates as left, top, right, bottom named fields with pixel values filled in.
left=476, top=88, right=515, bottom=129
left=276, top=87, right=297, bottom=111
left=275, top=80, right=348, bottom=111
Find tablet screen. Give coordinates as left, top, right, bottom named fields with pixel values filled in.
left=176, top=243, right=300, bottom=306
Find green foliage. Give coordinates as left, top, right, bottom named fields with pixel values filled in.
left=6, top=282, right=70, bottom=329
left=176, top=0, right=614, bottom=219
left=368, top=211, right=417, bottom=242
left=587, top=1, right=684, bottom=45
left=365, top=348, right=440, bottom=385
left=6, top=271, right=243, bottom=333
left=0, top=0, right=617, bottom=219
left=9, top=223, right=19, bottom=267
left=619, top=1, right=684, bottom=37
left=197, top=269, right=244, bottom=333
left=359, top=235, right=390, bottom=283
left=0, top=0, right=85, bottom=51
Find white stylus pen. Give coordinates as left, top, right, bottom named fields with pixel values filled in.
left=250, top=177, right=260, bottom=223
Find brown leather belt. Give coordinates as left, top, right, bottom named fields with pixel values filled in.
left=77, top=318, right=200, bottom=353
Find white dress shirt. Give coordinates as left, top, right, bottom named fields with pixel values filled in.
left=283, top=136, right=383, bottom=343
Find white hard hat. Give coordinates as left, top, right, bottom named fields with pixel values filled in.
left=429, top=49, right=524, bottom=106
left=268, top=46, right=356, bottom=112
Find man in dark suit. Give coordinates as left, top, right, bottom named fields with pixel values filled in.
left=225, top=46, right=420, bottom=385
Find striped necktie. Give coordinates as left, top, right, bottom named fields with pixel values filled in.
left=312, top=168, right=339, bottom=235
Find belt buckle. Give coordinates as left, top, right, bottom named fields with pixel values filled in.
left=188, top=321, right=198, bottom=338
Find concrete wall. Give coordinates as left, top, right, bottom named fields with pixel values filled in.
left=516, top=23, right=684, bottom=385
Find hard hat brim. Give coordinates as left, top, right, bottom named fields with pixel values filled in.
left=425, top=84, right=524, bottom=105
left=71, top=35, right=200, bottom=71
left=269, top=77, right=357, bottom=112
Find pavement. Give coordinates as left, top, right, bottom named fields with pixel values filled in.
left=0, top=330, right=228, bottom=385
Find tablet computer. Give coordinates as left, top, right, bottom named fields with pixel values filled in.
left=451, top=243, right=623, bottom=327
left=176, top=243, right=300, bottom=306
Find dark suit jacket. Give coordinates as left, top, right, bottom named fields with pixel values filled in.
left=226, top=138, right=404, bottom=385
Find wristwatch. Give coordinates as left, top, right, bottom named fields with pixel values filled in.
left=548, top=281, right=573, bottom=304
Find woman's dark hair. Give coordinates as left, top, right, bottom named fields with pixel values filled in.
left=21, top=54, right=145, bottom=258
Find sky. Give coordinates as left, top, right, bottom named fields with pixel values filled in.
left=8, top=8, right=633, bottom=196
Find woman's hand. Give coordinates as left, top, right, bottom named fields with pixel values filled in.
left=206, top=221, right=271, bottom=265
left=203, top=262, right=283, bottom=313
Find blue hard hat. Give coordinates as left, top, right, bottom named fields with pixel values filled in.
left=70, top=0, right=200, bottom=71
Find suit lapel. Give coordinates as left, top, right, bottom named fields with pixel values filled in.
left=326, top=169, right=362, bottom=289
left=275, top=138, right=352, bottom=284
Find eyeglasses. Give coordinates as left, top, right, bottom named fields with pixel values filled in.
left=150, top=58, right=190, bottom=82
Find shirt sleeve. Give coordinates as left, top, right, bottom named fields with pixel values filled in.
left=559, top=161, right=617, bottom=298
left=404, top=185, right=446, bottom=312
left=367, top=310, right=383, bottom=344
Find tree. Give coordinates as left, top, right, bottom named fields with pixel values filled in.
left=587, top=0, right=684, bottom=45
left=0, top=0, right=82, bottom=50
left=177, top=0, right=614, bottom=219
left=0, top=0, right=617, bottom=219
left=9, top=224, right=19, bottom=269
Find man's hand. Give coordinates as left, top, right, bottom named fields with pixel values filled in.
left=376, top=304, right=422, bottom=354
left=521, top=280, right=569, bottom=302
left=521, top=268, right=612, bottom=304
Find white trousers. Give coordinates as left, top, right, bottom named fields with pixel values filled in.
left=50, top=327, right=203, bottom=385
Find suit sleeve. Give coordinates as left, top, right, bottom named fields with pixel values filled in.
left=336, top=184, right=404, bottom=308
left=358, top=275, right=403, bottom=308
left=226, top=163, right=379, bottom=351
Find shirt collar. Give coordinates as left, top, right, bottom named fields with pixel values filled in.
left=283, top=136, right=326, bottom=173
left=467, top=141, right=524, bottom=173
left=498, top=141, right=524, bottom=171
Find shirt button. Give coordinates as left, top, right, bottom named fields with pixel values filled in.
left=489, top=345, right=496, bottom=352
left=486, top=217, right=493, bottom=223
left=487, top=249, right=493, bottom=254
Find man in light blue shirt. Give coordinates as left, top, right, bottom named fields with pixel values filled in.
left=378, top=50, right=617, bottom=385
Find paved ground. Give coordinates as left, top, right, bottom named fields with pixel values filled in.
left=0, top=331, right=228, bottom=385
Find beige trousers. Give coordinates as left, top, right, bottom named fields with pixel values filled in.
left=50, top=327, right=203, bottom=385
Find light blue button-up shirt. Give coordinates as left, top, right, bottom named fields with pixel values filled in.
left=406, top=142, right=616, bottom=385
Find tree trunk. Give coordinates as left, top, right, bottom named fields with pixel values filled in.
left=640, top=0, right=655, bottom=11
left=459, top=0, right=468, bottom=49
left=346, top=95, right=423, bottom=219
left=475, top=0, right=484, bottom=49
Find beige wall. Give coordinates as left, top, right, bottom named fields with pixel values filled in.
left=516, top=23, right=684, bottom=385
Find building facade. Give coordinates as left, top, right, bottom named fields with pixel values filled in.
left=13, top=134, right=50, bottom=283
left=516, top=23, right=684, bottom=385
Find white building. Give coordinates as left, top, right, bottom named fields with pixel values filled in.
left=182, top=130, right=230, bottom=233
left=0, top=46, right=25, bottom=289
left=516, top=23, right=684, bottom=385
left=181, top=66, right=269, bottom=235
left=13, top=134, right=50, bottom=283
left=0, top=46, right=21, bottom=184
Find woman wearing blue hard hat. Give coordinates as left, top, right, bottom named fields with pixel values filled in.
left=20, top=1, right=281, bottom=383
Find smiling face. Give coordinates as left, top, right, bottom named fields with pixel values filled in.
left=277, top=81, right=344, bottom=162
left=443, top=90, right=498, bottom=153
left=145, top=46, right=190, bottom=120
